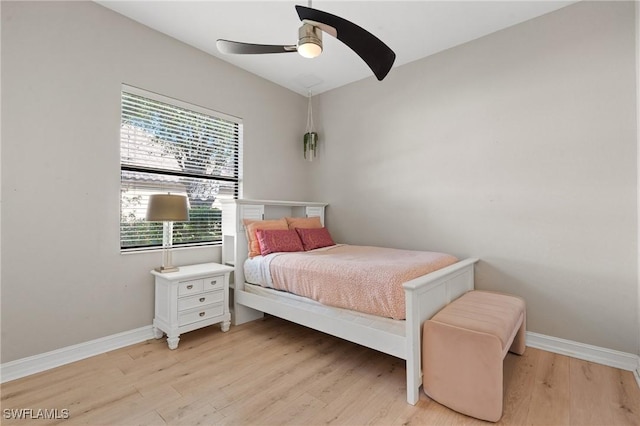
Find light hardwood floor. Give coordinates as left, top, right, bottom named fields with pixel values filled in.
left=1, top=316, right=639, bottom=425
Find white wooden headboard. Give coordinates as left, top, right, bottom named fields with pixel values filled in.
left=220, top=199, right=328, bottom=324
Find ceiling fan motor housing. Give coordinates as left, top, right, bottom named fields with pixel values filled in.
left=297, top=23, right=323, bottom=58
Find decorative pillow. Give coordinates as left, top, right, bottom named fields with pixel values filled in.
left=256, top=229, right=304, bottom=256
left=285, top=216, right=322, bottom=230
left=243, top=218, right=288, bottom=258
left=296, top=227, right=336, bottom=251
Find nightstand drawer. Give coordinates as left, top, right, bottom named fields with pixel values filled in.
left=178, top=303, right=224, bottom=326
left=204, top=276, right=224, bottom=291
left=178, top=291, right=224, bottom=311
left=178, top=279, right=203, bottom=296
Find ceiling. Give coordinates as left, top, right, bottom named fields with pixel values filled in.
left=96, top=1, right=578, bottom=96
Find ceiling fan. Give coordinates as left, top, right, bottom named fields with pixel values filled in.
left=216, top=4, right=396, bottom=81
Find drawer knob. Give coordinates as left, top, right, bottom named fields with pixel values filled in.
left=210, top=280, right=217, bottom=285
left=199, top=297, right=205, bottom=302
left=199, top=312, right=205, bottom=317
left=187, top=285, right=193, bottom=290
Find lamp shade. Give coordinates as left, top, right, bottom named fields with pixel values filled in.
left=146, top=194, right=189, bottom=222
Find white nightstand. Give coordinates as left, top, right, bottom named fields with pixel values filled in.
left=151, top=262, right=234, bottom=349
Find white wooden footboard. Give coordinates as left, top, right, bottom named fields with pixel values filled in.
left=403, top=257, right=479, bottom=404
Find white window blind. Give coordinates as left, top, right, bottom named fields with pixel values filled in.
left=120, top=85, right=242, bottom=250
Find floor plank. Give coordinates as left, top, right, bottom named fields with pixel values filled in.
left=500, top=348, right=538, bottom=424
left=525, top=351, right=571, bottom=425
left=570, top=359, right=615, bottom=425
left=610, top=367, right=640, bottom=426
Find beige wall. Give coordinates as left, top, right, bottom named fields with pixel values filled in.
left=636, top=0, right=640, bottom=359
left=312, top=1, right=638, bottom=354
left=0, top=1, right=310, bottom=362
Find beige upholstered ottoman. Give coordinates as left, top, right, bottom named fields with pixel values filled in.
left=422, top=290, right=526, bottom=422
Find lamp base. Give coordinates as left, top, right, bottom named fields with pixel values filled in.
left=154, top=265, right=179, bottom=273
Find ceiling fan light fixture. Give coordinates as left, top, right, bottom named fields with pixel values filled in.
left=297, top=23, right=323, bottom=58
left=217, top=5, right=395, bottom=80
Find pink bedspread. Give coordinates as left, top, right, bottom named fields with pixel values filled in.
left=268, top=245, right=458, bottom=320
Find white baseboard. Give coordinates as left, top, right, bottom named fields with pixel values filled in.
left=0, top=325, right=155, bottom=383
left=526, top=331, right=639, bottom=372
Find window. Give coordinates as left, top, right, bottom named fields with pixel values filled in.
left=120, top=85, right=242, bottom=251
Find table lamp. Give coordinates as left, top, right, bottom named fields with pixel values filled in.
left=146, top=193, right=189, bottom=273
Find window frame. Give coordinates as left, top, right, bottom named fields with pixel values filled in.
left=119, top=84, right=243, bottom=252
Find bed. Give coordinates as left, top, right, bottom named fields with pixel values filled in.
left=221, top=199, right=478, bottom=405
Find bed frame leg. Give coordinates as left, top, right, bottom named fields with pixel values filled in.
left=406, top=363, right=420, bottom=405
left=233, top=301, right=264, bottom=325
left=407, top=386, right=419, bottom=405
